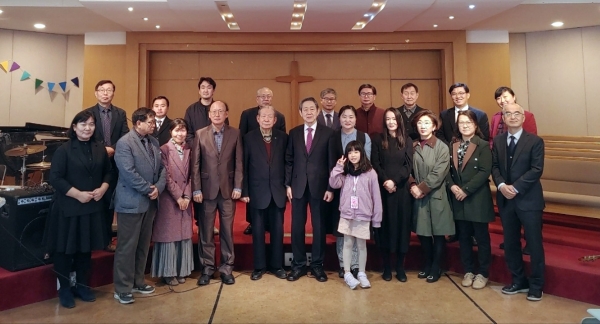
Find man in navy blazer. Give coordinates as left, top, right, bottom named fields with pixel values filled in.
left=437, top=83, right=490, bottom=144
left=316, top=88, right=341, bottom=130
left=113, top=108, right=166, bottom=304
left=241, top=106, right=288, bottom=280
left=84, top=80, right=129, bottom=251
left=492, top=103, right=545, bottom=302
left=285, top=97, right=334, bottom=283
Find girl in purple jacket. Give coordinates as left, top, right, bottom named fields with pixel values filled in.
left=329, top=141, right=383, bottom=289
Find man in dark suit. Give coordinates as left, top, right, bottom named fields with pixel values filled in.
left=239, top=87, right=286, bottom=235
left=151, top=96, right=172, bottom=146
left=241, top=105, right=288, bottom=281
left=84, top=80, right=129, bottom=252
left=113, top=108, right=166, bottom=304
left=192, top=101, right=243, bottom=286
left=285, top=97, right=334, bottom=282
left=317, top=88, right=341, bottom=130
left=492, top=103, right=545, bottom=302
left=437, top=83, right=490, bottom=144
left=396, top=83, right=425, bottom=141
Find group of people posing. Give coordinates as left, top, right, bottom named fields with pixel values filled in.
left=44, top=78, right=546, bottom=309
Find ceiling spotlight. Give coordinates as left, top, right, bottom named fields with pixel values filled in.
left=143, top=17, right=148, bottom=21
left=449, top=16, right=454, bottom=20
left=293, top=22, right=299, bottom=25
left=294, top=3, right=305, bottom=8
left=128, top=7, right=133, bottom=12
left=225, top=13, right=233, bottom=18
left=34, top=23, right=45, bottom=29
left=364, top=13, right=370, bottom=17
left=433, top=24, right=438, bottom=28
left=405, top=39, right=410, bottom=43
left=155, top=25, right=160, bottom=29
left=230, top=22, right=237, bottom=26
left=293, top=13, right=301, bottom=17
left=373, top=3, right=380, bottom=7
left=551, top=21, right=564, bottom=27
left=0, top=9, right=3, bottom=14
left=469, top=4, right=475, bottom=9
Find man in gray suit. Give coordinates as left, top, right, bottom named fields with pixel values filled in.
left=113, top=108, right=166, bottom=304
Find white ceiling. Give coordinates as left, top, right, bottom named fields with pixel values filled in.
left=0, top=0, right=598, bottom=35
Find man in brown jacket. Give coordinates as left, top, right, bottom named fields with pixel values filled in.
left=192, top=101, right=243, bottom=286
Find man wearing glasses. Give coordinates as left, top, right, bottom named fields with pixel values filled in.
left=239, top=87, right=286, bottom=235
left=437, top=83, right=490, bottom=144
left=192, top=101, right=243, bottom=286
left=85, top=80, right=129, bottom=252
left=355, top=84, right=385, bottom=137
left=317, top=88, right=341, bottom=130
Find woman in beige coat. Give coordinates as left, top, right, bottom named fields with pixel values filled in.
left=409, top=110, right=454, bottom=283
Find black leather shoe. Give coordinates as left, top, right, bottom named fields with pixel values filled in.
left=426, top=268, right=442, bottom=283
left=501, top=283, right=529, bottom=295
left=527, top=290, right=543, bottom=301
left=351, top=268, right=359, bottom=279
left=269, top=268, right=287, bottom=279
left=287, top=268, right=307, bottom=281
left=446, top=235, right=458, bottom=243
left=499, top=242, right=505, bottom=249
left=338, top=267, right=344, bottom=278
left=251, top=269, right=265, bottom=281
left=522, top=244, right=531, bottom=255
left=58, top=288, right=75, bottom=309
left=220, top=273, right=235, bottom=285
left=197, top=274, right=211, bottom=286
left=72, top=285, right=96, bottom=302
left=396, top=270, right=407, bottom=282
left=418, top=266, right=431, bottom=279
left=243, top=224, right=252, bottom=235
left=382, top=269, right=392, bottom=281
left=311, top=266, right=328, bottom=282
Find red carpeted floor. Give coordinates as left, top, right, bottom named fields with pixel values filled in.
left=1, top=202, right=599, bottom=311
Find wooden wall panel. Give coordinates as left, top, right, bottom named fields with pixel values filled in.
left=466, top=43, right=511, bottom=117
left=390, top=51, right=441, bottom=80
left=509, top=33, right=530, bottom=111
left=149, top=80, right=198, bottom=119
left=150, top=52, right=199, bottom=81
left=390, top=80, right=441, bottom=115
left=83, top=45, right=127, bottom=109
left=294, top=52, right=391, bottom=80
left=197, top=52, right=294, bottom=80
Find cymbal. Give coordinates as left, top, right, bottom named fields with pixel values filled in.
left=27, top=161, right=52, bottom=169
left=5, top=145, right=47, bottom=157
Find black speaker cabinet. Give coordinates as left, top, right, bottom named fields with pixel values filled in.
left=0, top=187, right=54, bottom=271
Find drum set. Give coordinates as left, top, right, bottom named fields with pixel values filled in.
left=4, top=143, right=51, bottom=188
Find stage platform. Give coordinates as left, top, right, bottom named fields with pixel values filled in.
left=1, top=202, right=600, bottom=311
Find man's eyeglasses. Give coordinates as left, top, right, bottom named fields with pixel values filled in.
left=322, top=97, right=336, bottom=102
left=96, top=89, right=114, bottom=94
left=257, top=95, right=273, bottom=100
left=503, top=111, right=523, bottom=118
left=451, top=92, right=467, bottom=97
left=359, top=92, right=374, bottom=97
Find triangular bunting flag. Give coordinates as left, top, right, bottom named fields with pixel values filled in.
left=71, top=77, right=79, bottom=88
left=59, top=81, right=67, bottom=92
left=35, top=79, right=43, bottom=89
left=9, top=62, right=20, bottom=72
left=48, top=82, right=55, bottom=92
left=0, top=61, right=8, bottom=73
left=20, top=71, right=31, bottom=81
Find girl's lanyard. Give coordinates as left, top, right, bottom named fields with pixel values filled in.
left=350, top=176, right=359, bottom=209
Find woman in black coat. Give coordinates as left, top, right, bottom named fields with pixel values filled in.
left=47, top=110, right=113, bottom=308
left=371, top=108, right=413, bottom=282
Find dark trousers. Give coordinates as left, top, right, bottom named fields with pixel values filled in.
left=113, top=201, right=157, bottom=294
left=500, top=200, right=545, bottom=291
left=251, top=198, right=284, bottom=270
left=199, top=191, right=236, bottom=276
left=291, top=185, right=326, bottom=270
left=456, top=220, right=491, bottom=277
left=103, top=182, right=116, bottom=245
left=418, top=235, right=445, bottom=275
left=193, top=201, right=204, bottom=228
left=54, top=252, right=92, bottom=289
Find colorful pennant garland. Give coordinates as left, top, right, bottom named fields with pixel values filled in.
left=1, top=59, right=81, bottom=93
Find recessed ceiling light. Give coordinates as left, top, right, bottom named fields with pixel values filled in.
left=293, top=13, right=301, bottom=17
left=34, top=23, right=45, bottom=29
left=469, top=4, right=475, bottom=9
left=225, top=13, right=233, bottom=18
left=0, top=9, right=3, bottom=14
left=143, top=17, right=148, bottom=21
left=155, top=25, right=160, bottom=29
left=364, top=13, right=370, bottom=17
left=230, top=22, right=237, bottom=26
left=293, top=22, right=299, bottom=25
left=433, top=24, right=438, bottom=28
left=128, top=7, right=133, bottom=12
left=449, top=16, right=455, bottom=20
left=551, top=21, right=564, bottom=27
left=373, top=3, right=380, bottom=7
left=405, top=39, right=410, bottom=43
left=294, top=3, right=304, bottom=8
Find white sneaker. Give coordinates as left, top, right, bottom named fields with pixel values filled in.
left=462, top=272, right=475, bottom=287
left=472, top=274, right=488, bottom=289
left=357, top=272, right=371, bottom=289
left=344, top=272, right=359, bottom=290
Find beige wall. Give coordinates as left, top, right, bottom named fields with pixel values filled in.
left=510, top=26, right=600, bottom=136
left=0, top=29, right=83, bottom=127
left=82, top=45, right=127, bottom=110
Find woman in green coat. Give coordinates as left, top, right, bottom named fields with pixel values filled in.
left=447, top=110, right=494, bottom=290
left=409, top=110, right=453, bottom=283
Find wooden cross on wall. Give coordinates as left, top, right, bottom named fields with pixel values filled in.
left=276, top=61, right=314, bottom=127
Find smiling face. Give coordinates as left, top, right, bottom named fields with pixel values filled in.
left=457, top=114, right=476, bottom=138
left=347, top=148, right=361, bottom=167
left=417, top=115, right=436, bottom=139
left=300, top=100, right=318, bottom=125
left=73, top=116, right=96, bottom=141
left=199, top=81, right=215, bottom=101
left=496, top=91, right=516, bottom=109
left=170, top=124, right=187, bottom=145
left=209, top=101, right=228, bottom=127
left=502, top=103, right=525, bottom=130
left=451, top=86, right=470, bottom=108
left=339, top=108, right=356, bottom=131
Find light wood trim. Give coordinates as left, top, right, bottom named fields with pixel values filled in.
left=542, top=135, right=600, bottom=142
left=546, top=155, right=600, bottom=162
